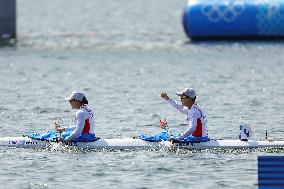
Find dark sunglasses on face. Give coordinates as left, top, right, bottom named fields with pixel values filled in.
left=180, top=95, right=188, bottom=100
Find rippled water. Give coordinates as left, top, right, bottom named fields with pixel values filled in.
left=1, top=0, right=284, bottom=188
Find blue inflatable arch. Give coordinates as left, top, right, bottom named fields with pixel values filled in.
left=183, top=0, right=284, bottom=40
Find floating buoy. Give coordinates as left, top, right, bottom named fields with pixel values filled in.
left=182, top=0, right=284, bottom=40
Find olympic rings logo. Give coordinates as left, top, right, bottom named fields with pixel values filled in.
left=200, top=1, right=245, bottom=22
left=266, top=1, right=280, bottom=19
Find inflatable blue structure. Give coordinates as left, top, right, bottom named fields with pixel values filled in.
left=183, top=0, right=284, bottom=39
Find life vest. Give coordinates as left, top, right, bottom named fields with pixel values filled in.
left=191, top=106, right=206, bottom=137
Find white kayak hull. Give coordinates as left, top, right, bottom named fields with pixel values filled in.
left=0, top=137, right=164, bottom=150
left=1, top=137, right=284, bottom=150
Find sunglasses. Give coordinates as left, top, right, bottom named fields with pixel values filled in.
left=180, top=95, right=188, bottom=100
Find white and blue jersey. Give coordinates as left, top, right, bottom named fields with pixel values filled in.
left=64, top=105, right=95, bottom=142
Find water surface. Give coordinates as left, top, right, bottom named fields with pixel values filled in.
left=0, top=0, right=284, bottom=188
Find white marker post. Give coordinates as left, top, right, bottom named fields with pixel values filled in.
left=239, top=124, right=252, bottom=141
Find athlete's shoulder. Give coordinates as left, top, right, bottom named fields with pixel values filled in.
left=187, top=107, right=196, bottom=115
left=188, top=105, right=202, bottom=116
left=193, top=104, right=205, bottom=111
left=76, top=108, right=87, bottom=117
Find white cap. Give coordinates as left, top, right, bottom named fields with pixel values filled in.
left=65, top=91, right=85, bottom=101
left=176, top=88, right=196, bottom=98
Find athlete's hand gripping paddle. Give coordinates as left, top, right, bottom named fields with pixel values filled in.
left=54, top=119, right=61, bottom=131
left=54, top=119, right=64, bottom=142
left=160, top=117, right=171, bottom=135
left=160, top=118, right=180, bottom=143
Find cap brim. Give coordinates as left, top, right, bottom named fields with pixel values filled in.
left=176, top=91, right=183, bottom=96
left=65, top=97, right=72, bottom=101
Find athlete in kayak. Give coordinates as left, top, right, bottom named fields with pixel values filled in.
left=160, top=88, right=207, bottom=141
left=54, top=91, right=96, bottom=142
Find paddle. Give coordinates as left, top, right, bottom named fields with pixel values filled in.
left=54, top=119, right=64, bottom=142
left=159, top=117, right=172, bottom=136
left=159, top=117, right=180, bottom=143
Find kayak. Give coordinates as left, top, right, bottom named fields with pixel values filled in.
left=1, top=124, right=282, bottom=150
left=0, top=137, right=163, bottom=149
left=1, top=136, right=284, bottom=150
